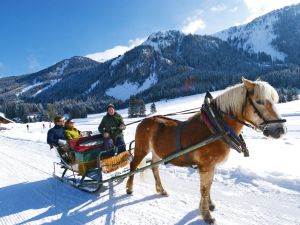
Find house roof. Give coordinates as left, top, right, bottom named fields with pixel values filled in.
left=0, top=114, right=14, bottom=124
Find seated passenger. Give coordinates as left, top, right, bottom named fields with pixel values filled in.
left=65, top=119, right=81, bottom=140
left=98, top=104, right=126, bottom=155
left=47, top=115, right=67, bottom=148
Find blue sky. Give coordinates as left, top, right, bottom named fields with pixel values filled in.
left=1, top=0, right=299, bottom=77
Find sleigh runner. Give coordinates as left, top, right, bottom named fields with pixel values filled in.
left=53, top=134, right=133, bottom=193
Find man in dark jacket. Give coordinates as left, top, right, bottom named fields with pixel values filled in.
left=47, top=115, right=67, bottom=148
left=98, top=104, right=126, bottom=154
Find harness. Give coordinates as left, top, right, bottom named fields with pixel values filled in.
left=201, top=92, right=250, bottom=157
left=200, top=91, right=286, bottom=157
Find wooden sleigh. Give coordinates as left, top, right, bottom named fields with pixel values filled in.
left=53, top=134, right=133, bottom=193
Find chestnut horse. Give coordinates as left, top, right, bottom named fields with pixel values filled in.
left=126, top=78, right=287, bottom=224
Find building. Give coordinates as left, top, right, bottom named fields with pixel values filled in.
left=0, top=112, right=14, bottom=124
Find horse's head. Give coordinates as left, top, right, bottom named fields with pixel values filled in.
left=242, top=78, right=287, bottom=139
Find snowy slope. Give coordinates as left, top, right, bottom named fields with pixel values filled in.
left=0, top=92, right=300, bottom=225
left=214, top=13, right=286, bottom=61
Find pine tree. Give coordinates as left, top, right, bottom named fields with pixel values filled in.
left=139, top=99, right=146, bottom=117
left=150, top=102, right=157, bottom=114
left=47, top=104, right=58, bottom=121
left=128, top=96, right=146, bottom=118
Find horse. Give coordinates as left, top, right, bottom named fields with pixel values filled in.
left=126, top=78, right=287, bottom=224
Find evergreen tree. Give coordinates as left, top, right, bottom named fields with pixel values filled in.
left=128, top=96, right=146, bottom=118
left=150, top=102, right=157, bottom=114
left=47, top=104, right=58, bottom=121
left=139, top=99, right=146, bottom=117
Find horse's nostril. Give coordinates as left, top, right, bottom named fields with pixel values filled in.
left=276, top=127, right=284, bottom=134
left=263, top=129, right=269, bottom=136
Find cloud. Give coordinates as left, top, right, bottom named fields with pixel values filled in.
left=243, top=0, right=300, bottom=22
left=86, top=38, right=146, bottom=63
left=210, top=4, right=227, bottom=12
left=230, top=6, right=239, bottom=12
left=181, top=16, right=206, bottom=34
left=27, top=55, right=41, bottom=71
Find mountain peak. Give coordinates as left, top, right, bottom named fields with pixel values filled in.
left=213, top=3, right=300, bottom=62
left=142, top=30, right=185, bottom=51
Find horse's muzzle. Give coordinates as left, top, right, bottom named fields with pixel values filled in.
left=263, top=123, right=287, bottom=139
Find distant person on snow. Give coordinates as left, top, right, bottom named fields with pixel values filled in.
left=26, top=124, right=29, bottom=131
left=98, top=104, right=126, bottom=154
left=47, top=115, right=67, bottom=149
left=65, top=118, right=81, bottom=140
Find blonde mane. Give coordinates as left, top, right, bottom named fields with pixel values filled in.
left=214, top=80, right=279, bottom=116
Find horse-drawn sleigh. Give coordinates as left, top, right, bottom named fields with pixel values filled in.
left=53, top=78, right=287, bottom=224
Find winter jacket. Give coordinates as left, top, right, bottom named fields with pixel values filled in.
left=47, top=125, right=66, bottom=147
left=98, top=112, right=125, bottom=140
left=65, top=127, right=81, bottom=140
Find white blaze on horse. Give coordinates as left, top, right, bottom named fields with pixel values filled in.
left=126, top=78, right=287, bottom=224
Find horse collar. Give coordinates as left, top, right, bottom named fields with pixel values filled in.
left=201, top=92, right=250, bottom=157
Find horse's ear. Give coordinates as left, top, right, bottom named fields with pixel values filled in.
left=242, top=77, right=255, bottom=91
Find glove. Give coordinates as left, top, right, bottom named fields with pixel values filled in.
left=119, top=124, right=126, bottom=130
left=58, top=139, right=67, bottom=146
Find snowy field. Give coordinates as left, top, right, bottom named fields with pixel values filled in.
left=0, top=92, right=299, bottom=225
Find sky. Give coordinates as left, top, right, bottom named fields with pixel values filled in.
left=1, top=0, right=300, bottom=77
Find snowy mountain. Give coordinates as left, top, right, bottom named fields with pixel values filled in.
left=0, top=91, right=299, bottom=225
left=1, top=30, right=268, bottom=107
left=214, top=3, right=300, bottom=64
left=1, top=4, right=300, bottom=113
left=0, top=56, right=100, bottom=102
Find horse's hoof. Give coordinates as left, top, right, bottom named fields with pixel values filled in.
left=126, top=189, right=133, bottom=195
left=209, top=204, right=216, bottom=211
left=160, top=190, right=169, bottom=196
left=203, top=216, right=215, bottom=225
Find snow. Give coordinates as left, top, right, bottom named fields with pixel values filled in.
left=214, top=13, right=287, bottom=61
left=142, top=31, right=184, bottom=53
left=32, top=79, right=61, bottom=98
left=0, top=91, right=300, bottom=225
left=49, top=60, right=69, bottom=77
left=110, top=55, right=124, bottom=67
left=86, top=46, right=130, bottom=63
left=86, top=39, right=145, bottom=63
left=105, top=73, right=157, bottom=101
left=15, top=82, right=43, bottom=97
left=84, top=80, right=100, bottom=95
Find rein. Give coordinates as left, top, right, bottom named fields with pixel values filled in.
left=125, top=107, right=200, bottom=126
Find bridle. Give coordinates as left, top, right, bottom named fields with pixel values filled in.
left=242, top=91, right=286, bottom=131
left=213, top=90, right=286, bottom=132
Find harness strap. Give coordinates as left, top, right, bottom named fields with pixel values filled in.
left=174, top=122, right=196, bottom=166
left=201, top=92, right=250, bottom=157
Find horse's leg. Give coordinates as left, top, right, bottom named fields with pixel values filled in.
left=152, top=152, right=168, bottom=196
left=209, top=193, right=215, bottom=211
left=199, top=168, right=215, bottom=224
left=126, top=147, right=148, bottom=195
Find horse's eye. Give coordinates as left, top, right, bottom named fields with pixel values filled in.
left=256, top=100, right=265, bottom=105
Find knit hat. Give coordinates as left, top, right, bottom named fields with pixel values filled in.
left=106, top=103, right=115, bottom=111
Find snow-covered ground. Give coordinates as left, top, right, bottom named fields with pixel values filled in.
left=0, top=92, right=299, bottom=225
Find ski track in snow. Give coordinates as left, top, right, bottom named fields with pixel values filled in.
left=0, top=95, right=300, bottom=225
